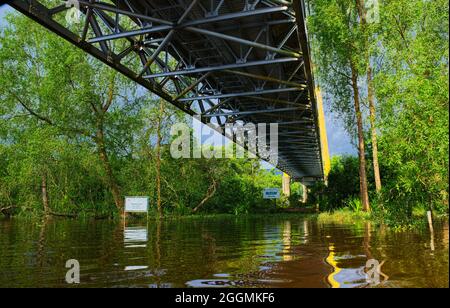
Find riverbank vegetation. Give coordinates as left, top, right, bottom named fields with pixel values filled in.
left=312, top=154, right=449, bottom=228
left=0, top=14, right=289, bottom=218
left=307, top=0, right=448, bottom=226
left=0, top=1, right=448, bottom=227
left=317, top=208, right=371, bottom=225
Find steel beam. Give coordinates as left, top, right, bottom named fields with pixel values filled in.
left=138, top=0, right=200, bottom=77
left=179, top=87, right=302, bottom=102
left=223, top=70, right=306, bottom=88
left=174, top=73, right=212, bottom=101
left=202, top=106, right=304, bottom=118
left=292, top=0, right=324, bottom=177
left=143, top=57, right=299, bottom=79
left=78, top=1, right=173, bottom=26
left=243, top=96, right=310, bottom=108
left=7, top=0, right=325, bottom=180
left=185, top=27, right=301, bottom=58
left=87, top=5, right=289, bottom=43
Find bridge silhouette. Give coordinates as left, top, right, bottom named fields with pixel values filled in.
left=6, top=0, right=330, bottom=183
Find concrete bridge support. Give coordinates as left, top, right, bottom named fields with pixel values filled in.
left=301, top=183, right=308, bottom=204
left=282, top=173, right=291, bottom=197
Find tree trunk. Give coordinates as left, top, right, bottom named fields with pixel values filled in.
left=41, top=172, right=50, bottom=216
left=356, top=0, right=382, bottom=193
left=155, top=100, right=165, bottom=218
left=367, top=66, right=382, bottom=192
left=193, top=179, right=217, bottom=213
left=96, top=119, right=123, bottom=212
left=351, top=63, right=371, bottom=212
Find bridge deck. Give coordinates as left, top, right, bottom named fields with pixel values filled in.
left=8, top=0, right=324, bottom=180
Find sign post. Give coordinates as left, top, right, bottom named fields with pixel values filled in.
left=123, top=197, right=149, bottom=249
left=263, top=188, right=280, bottom=210
left=123, top=197, right=149, bottom=228
left=263, top=188, right=281, bottom=200
left=125, top=197, right=149, bottom=214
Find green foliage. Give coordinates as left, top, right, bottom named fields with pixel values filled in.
left=1, top=1, right=448, bottom=225
left=288, top=182, right=304, bottom=207
left=207, top=158, right=282, bottom=214
left=346, top=197, right=362, bottom=213
left=308, top=0, right=449, bottom=226
left=327, top=156, right=361, bottom=207
left=0, top=14, right=284, bottom=217
left=308, top=0, right=364, bottom=135
left=309, top=156, right=360, bottom=211
left=317, top=208, right=371, bottom=225
left=373, top=0, right=449, bottom=215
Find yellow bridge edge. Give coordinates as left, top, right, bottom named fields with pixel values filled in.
left=315, top=87, right=331, bottom=178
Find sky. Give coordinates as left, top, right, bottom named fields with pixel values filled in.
left=0, top=4, right=356, bottom=161
left=0, top=5, right=8, bottom=21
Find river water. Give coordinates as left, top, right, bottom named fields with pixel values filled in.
left=0, top=216, right=448, bottom=288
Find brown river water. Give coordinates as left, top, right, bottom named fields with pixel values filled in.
left=0, top=216, right=448, bottom=288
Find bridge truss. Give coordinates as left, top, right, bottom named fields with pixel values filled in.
left=5, top=0, right=326, bottom=181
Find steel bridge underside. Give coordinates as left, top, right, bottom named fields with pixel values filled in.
left=7, top=0, right=325, bottom=181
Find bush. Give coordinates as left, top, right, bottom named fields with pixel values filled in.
left=309, top=156, right=360, bottom=211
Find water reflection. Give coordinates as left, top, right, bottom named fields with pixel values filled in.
left=0, top=216, right=448, bottom=288
left=124, top=225, right=148, bottom=272
left=325, top=246, right=368, bottom=289
left=124, top=227, right=148, bottom=248
left=282, top=221, right=293, bottom=262
left=325, top=244, right=342, bottom=288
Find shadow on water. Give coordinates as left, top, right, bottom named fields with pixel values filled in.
left=0, top=216, right=448, bottom=288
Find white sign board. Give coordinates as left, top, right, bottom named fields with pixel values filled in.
left=125, top=197, right=149, bottom=213
left=263, top=188, right=281, bottom=199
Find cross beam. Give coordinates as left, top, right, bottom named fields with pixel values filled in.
left=6, top=0, right=325, bottom=180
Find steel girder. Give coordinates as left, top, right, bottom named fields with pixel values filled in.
left=6, top=0, right=325, bottom=181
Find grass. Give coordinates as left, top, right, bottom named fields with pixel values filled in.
left=317, top=208, right=372, bottom=224
left=317, top=204, right=448, bottom=231
left=125, top=211, right=318, bottom=223
left=5, top=203, right=444, bottom=230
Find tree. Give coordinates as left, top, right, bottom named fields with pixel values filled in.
left=0, top=15, right=144, bottom=214
left=155, top=99, right=165, bottom=218
left=374, top=0, right=449, bottom=212
left=355, top=0, right=382, bottom=192
left=308, top=0, right=371, bottom=211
